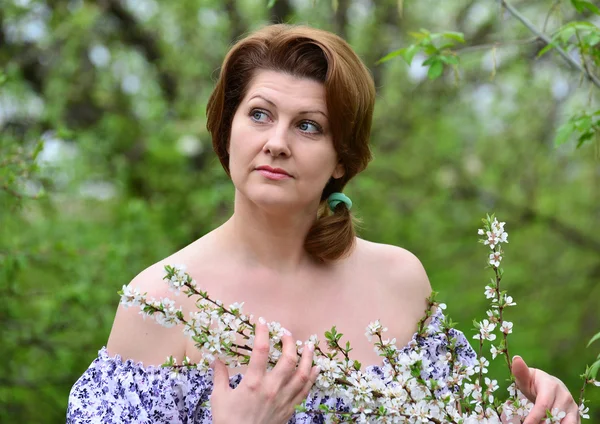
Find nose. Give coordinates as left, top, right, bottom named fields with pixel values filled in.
left=262, top=124, right=291, bottom=158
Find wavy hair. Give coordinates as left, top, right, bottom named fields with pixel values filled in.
left=206, top=24, right=376, bottom=262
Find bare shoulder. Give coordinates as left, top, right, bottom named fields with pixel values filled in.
left=353, top=238, right=433, bottom=305
left=105, top=257, right=192, bottom=365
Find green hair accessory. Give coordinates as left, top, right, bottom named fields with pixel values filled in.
left=327, top=192, right=352, bottom=212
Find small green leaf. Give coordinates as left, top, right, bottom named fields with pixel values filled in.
left=583, top=32, right=600, bottom=45
left=587, top=331, right=600, bottom=348
left=440, top=55, right=459, bottom=65
left=401, top=44, right=420, bottom=65
left=588, top=359, right=600, bottom=380
left=427, top=60, right=444, bottom=79
left=554, top=122, right=576, bottom=146
left=32, top=141, right=44, bottom=160
left=422, top=56, right=436, bottom=66
left=376, top=49, right=405, bottom=65
left=538, top=42, right=557, bottom=57
left=442, top=31, right=465, bottom=43
left=571, top=0, right=600, bottom=15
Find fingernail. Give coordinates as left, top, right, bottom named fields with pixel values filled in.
left=306, top=342, right=315, bottom=351
left=258, top=317, right=266, bottom=325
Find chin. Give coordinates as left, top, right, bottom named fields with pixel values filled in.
left=240, top=186, right=303, bottom=213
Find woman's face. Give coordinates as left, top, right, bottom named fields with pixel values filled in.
left=228, top=70, right=344, bottom=214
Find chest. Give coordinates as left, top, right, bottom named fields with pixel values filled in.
left=183, top=264, right=425, bottom=371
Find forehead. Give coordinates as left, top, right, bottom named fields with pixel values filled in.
left=244, top=70, right=327, bottom=112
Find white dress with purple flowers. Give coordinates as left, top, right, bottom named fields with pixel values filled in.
left=66, top=309, right=477, bottom=423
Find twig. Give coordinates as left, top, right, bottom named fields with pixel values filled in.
left=455, top=37, right=539, bottom=55
left=500, top=0, right=600, bottom=89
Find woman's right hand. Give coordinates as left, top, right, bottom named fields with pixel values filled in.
left=210, top=318, right=320, bottom=424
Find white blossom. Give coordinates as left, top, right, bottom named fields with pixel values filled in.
left=474, top=357, right=490, bottom=374
left=490, top=345, right=500, bottom=359
left=503, top=295, right=517, bottom=307
left=365, top=320, right=386, bottom=342
left=120, top=284, right=144, bottom=308
left=474, top=320, right=497, bottom=341
left=489, top=251, right=502, bottom=267
left=544, top=408, right=566, bottom=423
left=579, top=402, right=590, bottom=419
left=484, top=285, right=496, bottom=299
left=500, top=321, right=513, bottom=334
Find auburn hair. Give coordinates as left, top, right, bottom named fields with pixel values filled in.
left=206, top=24, right=376, bottom=263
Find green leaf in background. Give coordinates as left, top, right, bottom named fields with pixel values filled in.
left=537, top=41, right=557, bottom=57
left=427, top=59, right=444, bottom=79
left=571, top=0, right=600, bottom=15
left=442, top=31, right=465, bottom=43
left=588, top=331, right=600, bottom=348
left=377, top=49, right=405, bottom=65
left=555, top=122, right=576, bottom=147
left=589, top=359, right=600, bottom=380
left=439, top=54, right=459, bottom=65
left=401, top=45, right=420, bottom=64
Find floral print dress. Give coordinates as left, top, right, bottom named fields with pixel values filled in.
left=66, top=308, right=477, bottom=423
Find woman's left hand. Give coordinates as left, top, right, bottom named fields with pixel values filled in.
left=512, top=355, right=580, bottom=424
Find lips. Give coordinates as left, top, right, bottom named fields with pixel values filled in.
left=255, top=166, right=292, bottom=177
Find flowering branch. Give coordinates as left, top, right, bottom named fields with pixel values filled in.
left=116, top=214, right=597, bottom=422
left=499, top=0, right=600, bottom=89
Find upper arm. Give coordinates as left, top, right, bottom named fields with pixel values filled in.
left=372, top=242, right=433, bottom=320
left=106, top=263, right=188, bottom=366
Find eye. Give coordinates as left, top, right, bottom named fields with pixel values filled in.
left=298, top=120, right=322, bottom=134
left=250, top=109, right=269, bottom=123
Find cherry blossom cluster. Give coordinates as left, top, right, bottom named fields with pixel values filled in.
left=116, top=215, right=596, bottom=423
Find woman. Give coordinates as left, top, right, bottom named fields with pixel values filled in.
left=67, top=24, right=580, bottom=423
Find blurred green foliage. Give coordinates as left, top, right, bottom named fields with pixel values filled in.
left=1, top=0, right=599, bottom=422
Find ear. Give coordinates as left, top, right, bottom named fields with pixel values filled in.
left=332, top=161, right=345, bottom=179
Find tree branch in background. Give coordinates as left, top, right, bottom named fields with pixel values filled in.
left=500, top=0, right=600, bottom=89
left=0, top=9, right=45, bottom=94
left=452, top=176, right=600, bottom=253
left=269, top=0, right=292, bottom=24
left=333, top=0, right=350, bottom=40
left=98, top=0, right=178, bottom=103
left=224, top=0, right=245, bottom=41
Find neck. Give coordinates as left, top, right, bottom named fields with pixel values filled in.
left=219, top=192, right=320, bottom=273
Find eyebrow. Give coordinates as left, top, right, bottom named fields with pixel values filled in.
left=248, top=94, right=328, bottom=119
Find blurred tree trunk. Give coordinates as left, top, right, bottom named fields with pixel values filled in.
left=333, top=0, right=350, bottom=40
left=270, top=0, right=292, bottom=24
left=224, top=0, right=245, bottom=41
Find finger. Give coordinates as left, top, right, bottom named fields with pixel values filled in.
left=291, top=364, right=320, bottom=406
left=512, top=356, right=537, bottom=402
left=211, top=359, right=230, bottom=392
left=246, top=317, right=271, bottom=381
left=562, top=411, right=579, bottom=424
left=285, top=341, right=317, bottom=399
left=270, top=329, right=299, bottom=383
left=522, top=392, right=556, bottom=424
left=558, top=400, right=580, bottom=424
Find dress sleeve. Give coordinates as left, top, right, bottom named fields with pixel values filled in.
left=409, top=309, right=478, bottom=397
left=66, top=347, right=213, bottom=424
